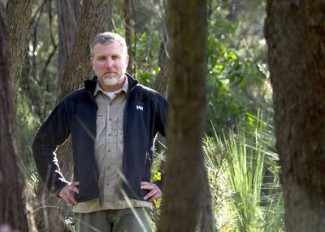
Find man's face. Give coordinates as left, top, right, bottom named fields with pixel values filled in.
left=91, top=41, right=129, bottom=91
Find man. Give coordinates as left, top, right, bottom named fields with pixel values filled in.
left=32, top=32, right=167, bottom=232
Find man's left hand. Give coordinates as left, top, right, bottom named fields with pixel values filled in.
left=141, top=181, right=162, bottom=202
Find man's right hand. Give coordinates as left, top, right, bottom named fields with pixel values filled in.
left=58, top=182, right=79, bottom=206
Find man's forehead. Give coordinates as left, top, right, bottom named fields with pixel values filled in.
left=93, top=43, right=123, bottom=54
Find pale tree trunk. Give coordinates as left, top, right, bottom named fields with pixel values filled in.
left=35, top=0, right=116, bottom=231
left=157, top=0, right=213, bottom=231
left=6, top=0, right=34, bottom=92
left=0, top=4, right=29, bottom=231
left=265, top=1, right=325, bottom=231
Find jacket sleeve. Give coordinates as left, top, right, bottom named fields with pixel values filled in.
left=154, top=94, right=168, bottom=189
left=32, top=99, right=71, bottom=193
left=155, top=94, right=168, bottom=137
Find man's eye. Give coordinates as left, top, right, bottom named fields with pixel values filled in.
left=97, top=57, right=106, bottom=61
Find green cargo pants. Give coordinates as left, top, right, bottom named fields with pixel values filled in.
left=75, top=208, right=152, bottom=232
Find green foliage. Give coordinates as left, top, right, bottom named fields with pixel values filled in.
left=133, top=32, right=161, bottom=86
left=17, top=91, right=40, bottom=177
left=113, top=0, right=164, bottom=87
left=205, top=113, right=284, bottom=231
left=150, top=149, right=166, bottom=223
left=20, top=1, right=59, bottom=122
left=206, top=1, right=271, bottom=134
left=113, top=1, right=272, bottom=137
left=18, top=92, right=41, bottom=217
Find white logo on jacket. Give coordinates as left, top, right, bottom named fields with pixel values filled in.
left=136, top=105, right=144, bottom=111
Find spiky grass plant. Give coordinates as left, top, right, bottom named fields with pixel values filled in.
left=205, top=114, right=284, bottom=231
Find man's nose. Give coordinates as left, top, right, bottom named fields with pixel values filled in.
left=105, top=59, right=114, bottom=68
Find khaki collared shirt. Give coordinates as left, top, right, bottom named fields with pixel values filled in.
left=74, top=78, right=152, bottom=213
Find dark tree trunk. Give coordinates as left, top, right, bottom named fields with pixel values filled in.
left=56, top=0, right=81, bottom=78
left=35, top=0, right=116, bottom=231
left=153, top=0, right=168, bottom=157
left=0, top=4, right=29, bottom=231
left=198, top=166, right=214, bottom=232
left=265, top=1, right=325, bottom=231
left=157, top=0, right=211, bottom=231
left=154, top=27, right=168, bottom=97
left=6, top=0, right=34, bottom=92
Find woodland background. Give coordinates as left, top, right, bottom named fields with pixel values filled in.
left=0, top=0, right=324, bottom=232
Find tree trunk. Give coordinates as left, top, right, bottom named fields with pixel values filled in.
left=6, top=0, right=34, bottom=92
left=57, top=0, right=115, bottom=99
left=157, top=0, right=210, bottom=231
left=198, top=165, right=214, bottom=232
left=265, top=1, right=325, bottom=231
left=56, top=0, right=81, bottom=79
left=35, top=0, right=116, bottom=231
left=0, top=4, right=29, bottom=231
left=154, top=25, right=168, bottom=97
left=154, top=0, right=168, bottom=156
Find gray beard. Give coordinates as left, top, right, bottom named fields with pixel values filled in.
left=103, top=76, right=119, bottom=86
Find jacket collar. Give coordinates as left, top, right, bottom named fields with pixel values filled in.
left=84, top=73, right=138, bottom=95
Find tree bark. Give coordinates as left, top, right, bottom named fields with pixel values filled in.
left=0, top=4, right=29, bottom=231
left=57, top=0, right=115, bottom=100
left=6, top=0, right=34, bottom=92
left=265, top=1, right=325, bottom=231
left=153, top=0, right=168, bottom=158
left=35, top=1, right=116, bottom=231
left=154, top=27, right=168, bottom=97
left=198, top=165, right=214, bottom=232
left=157, top=0, right=211, bottom=231
left=56, top=0, right=81, bottom=79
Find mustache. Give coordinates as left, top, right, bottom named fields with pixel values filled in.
left=104, top=70, right=117, bottom=74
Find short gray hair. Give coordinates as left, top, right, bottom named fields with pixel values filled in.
left=89, top=32, right=128, bottom=57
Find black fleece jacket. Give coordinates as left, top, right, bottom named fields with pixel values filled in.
left=32, top=74, right=167, bottom=202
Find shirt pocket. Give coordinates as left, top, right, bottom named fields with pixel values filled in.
left=96, top=113, right=106, bottom=140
